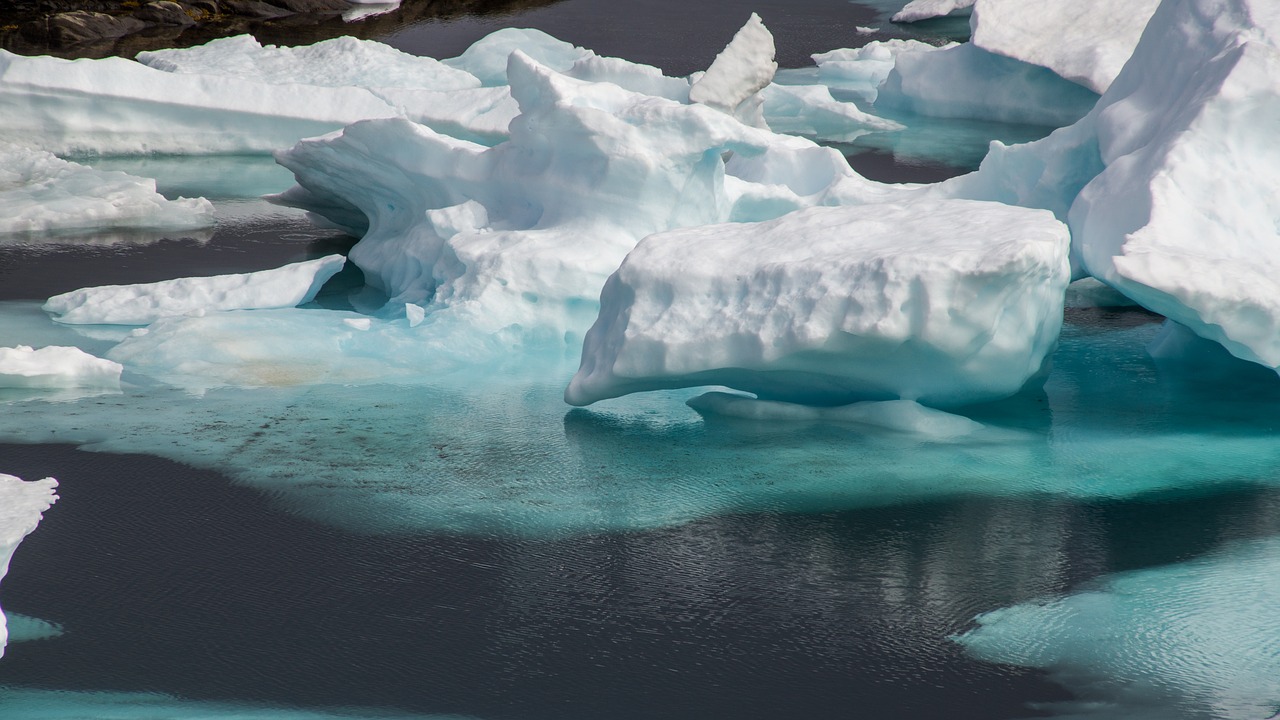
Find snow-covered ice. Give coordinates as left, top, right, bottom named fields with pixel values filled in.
left=137, top=35, right=480, bottom=92
left=43, top=255, right=346, bottom=325
left=970, top=0, right=1161, bottom=93
left=0, top=474, right=58, bottom=658
left=566, top=200, right=1069, bottom=408
left=0, top=143, right=213, bottom=236
left=688, top=12, right=777, bottom=125
left=0, top=50, right=402, bottom=155
left=273, top=52, right=898, bottom=342
left=892, top=0, right=975, bottom=23
left=0, top=345, right=122, bottom=389
left=945, top=0, right=1280, bottom=371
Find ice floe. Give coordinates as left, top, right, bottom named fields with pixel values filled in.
left=0, top=143, right=213, bottom=236
left=43, top=255, right=346, bottom=325
left=0, top=345, right=122, bottom=389
left=892, top=0, right=975, bottom=23
left=566, top=200, right=1069, bottom=408
left=0, top=474, right=58, bottom=658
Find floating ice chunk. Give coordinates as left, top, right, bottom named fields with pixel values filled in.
left=877, top=42, right=1099, bottom=126
left=566, top=200, right=1070, bottom=408
left=855, top=26, right=879, bottom=34
left=958, top=536, right=1280, bottom=719
left=342, top=0, right=401, bottom=22
left=0, top=345, right=122, bottom=389
left=43, top=255, right=346, bottom=325
left=0, top=51, right=401, bottom=156
left=138, top=35, right=479, bottom=92
left=891, top=0, right=974, bottom=23
left=405, top=303, right=425, bottom=327
left=688, top=13, right=778, bottom=125
left=0, top=474, right=58, bottom=658
left=970, top=0, right=1161, bottom=94
left=811, top=40, right=943, bottom=102
left=687, top=393, right=983, bottom=437
left=0, top=143, right=214, bottom=235
left=443, top=27, right=593, bottom=87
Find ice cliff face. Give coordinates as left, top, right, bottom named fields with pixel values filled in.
left=0, top=474, right=58, bottom=658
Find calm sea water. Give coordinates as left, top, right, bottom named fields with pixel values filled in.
left=2, top=2, right=1279, bottom=719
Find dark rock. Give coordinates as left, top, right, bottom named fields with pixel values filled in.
left=24, top=11, right=148, bottom=47
left=187, top=0, right=220, bottom=15
left=218, top=0, right=294, bottom=19
left=134, top=1, right=198, bottom=26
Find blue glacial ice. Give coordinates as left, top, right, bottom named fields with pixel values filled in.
left=957, top=533, right=1280, bottom=719
left=0, top=474, right=58, bottom=658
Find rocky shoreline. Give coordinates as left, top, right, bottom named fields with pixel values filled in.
left=1, top=0, right=561, bottom=59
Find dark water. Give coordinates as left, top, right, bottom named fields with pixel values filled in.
left=2, top=2, right=1275, bottom=718
left=5, top=442, right=1278, bottom=719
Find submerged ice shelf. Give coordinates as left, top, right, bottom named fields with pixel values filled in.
left=3, top=302, right=1280, bottom=539
left=959, top=534, right=1280, bottom=719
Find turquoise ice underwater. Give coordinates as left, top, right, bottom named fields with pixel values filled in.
left=4, top=0, right=1280, bottom=718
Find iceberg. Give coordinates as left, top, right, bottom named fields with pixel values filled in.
left=566, top=199, right=1069, bottom=408
left=273, top=52, right=896, bottom=341
left=43, top=255, right=346, bottom=325
left=970, top=0, right=1161, bottom=93
left=0, top=345, right=122, bottom=389
left=946, top=0, right=1280, bottom=370
left=0, top=143, right=213, bottom=236
left=958, top=536, right=1280, bottom=719
left=0, top=474, right=58, bottom=658
left=891, top=0, right=975, bottom=23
